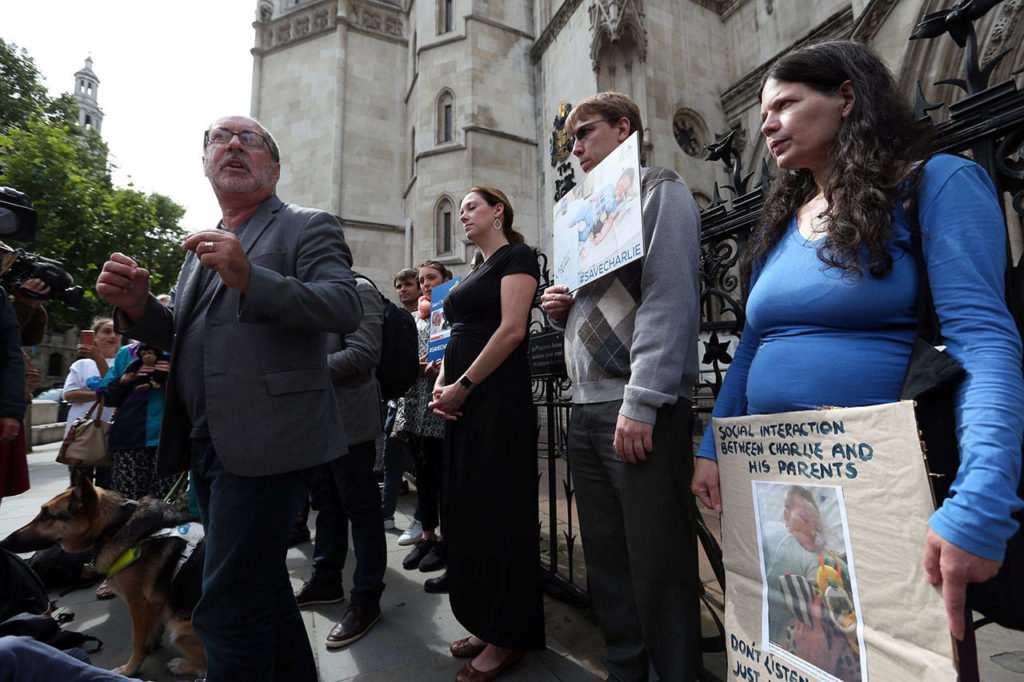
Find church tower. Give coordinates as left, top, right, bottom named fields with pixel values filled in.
left=73, top=57, right=103, bottom=132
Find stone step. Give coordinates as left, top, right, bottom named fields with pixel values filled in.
left=31, top=421, right=65, bottom=446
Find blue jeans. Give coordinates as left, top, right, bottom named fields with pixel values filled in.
left=0, top=636, right=128, bottom=682
left=309, top=440, right=387, bottom=606
left=191, top=439, right=317, bottom=682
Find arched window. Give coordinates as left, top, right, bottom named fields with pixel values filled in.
left=435, top=197, right=455, bottom=256
left=436, top=89, right=454, bottom=144
left=47, top=353, right=63, bottom=377
left=438, top=0, right=453, bottom=34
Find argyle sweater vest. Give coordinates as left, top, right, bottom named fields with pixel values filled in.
left=564, top=167, right=677, bottom=402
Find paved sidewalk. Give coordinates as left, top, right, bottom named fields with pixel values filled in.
left=1, top=443, right=608, bottom=682
left=4, top=442, right=1022, bottom=680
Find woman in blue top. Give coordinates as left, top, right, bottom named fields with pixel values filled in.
left=690, top=40, right=1024, bottom=642
left=100, top=342, right=175, bottom=500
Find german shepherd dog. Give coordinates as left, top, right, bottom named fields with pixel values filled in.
left=0, top=472, right=206, bottom=677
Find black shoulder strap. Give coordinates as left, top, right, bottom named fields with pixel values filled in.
left=907, top=199, right=943, bottom=346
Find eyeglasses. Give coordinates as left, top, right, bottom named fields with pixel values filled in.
left=203, top=127, right=270, bottom=151
left=574, top=118, right=619, bottom=141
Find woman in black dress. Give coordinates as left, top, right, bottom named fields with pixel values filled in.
left=430, top=186, right=544, bottom=681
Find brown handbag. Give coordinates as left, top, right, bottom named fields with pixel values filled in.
left=56, top=396, right=114, bottom=467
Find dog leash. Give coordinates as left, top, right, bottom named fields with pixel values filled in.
left=162, top=472, right=188, bottom=504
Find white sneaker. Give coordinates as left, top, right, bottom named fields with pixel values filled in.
left=398, top=519, right=422, bottom=545
left=383, top=517, right=396, bottom=530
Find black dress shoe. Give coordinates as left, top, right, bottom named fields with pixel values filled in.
left=325, top=603, right=381, bottom=648
left=418, top=540, right=446, bottom=572
left=295, top=579, right=345, bottom=607
left=424, top=571, right=449, bottom=593
left=402, top=538, right=436, bottom=570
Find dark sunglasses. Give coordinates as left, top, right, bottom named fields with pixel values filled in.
left=574, top=118, right=618, bottom=141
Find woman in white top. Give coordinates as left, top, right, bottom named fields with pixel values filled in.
left=61, top=317, right=119, bottom=483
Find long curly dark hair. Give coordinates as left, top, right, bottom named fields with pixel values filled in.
left=747, top=40, right=933, bottom=281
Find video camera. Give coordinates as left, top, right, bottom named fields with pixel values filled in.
left=0, top=187, right=84, bottom=309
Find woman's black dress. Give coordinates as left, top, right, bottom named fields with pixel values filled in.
left=442, top=242, right=545, bottom=650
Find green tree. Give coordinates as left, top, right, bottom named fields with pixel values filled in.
left=0, top=38, right=77, bottom=129
left=0, top=39, right=186, bottom=331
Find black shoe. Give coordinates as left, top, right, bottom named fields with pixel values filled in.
left=295, top=579, right=345, bottom=607
left=325, top=604, right=381, bottom=648
left=288, top=524, right=311, bottom=547
left=424, top=572, right=449, bottom=593
left=402, top=538, right=435, bottom=570
left=418, top=540, right=446, bottom=573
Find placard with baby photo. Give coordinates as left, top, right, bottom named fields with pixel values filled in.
left=428, top=277, right=459, bottom=361
left=552, top=131, right=642, bottom=291
left=713, top=401, right=956, bottom=682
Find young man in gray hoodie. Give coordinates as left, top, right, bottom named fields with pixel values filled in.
left=542, top=91, right=701, bottom=681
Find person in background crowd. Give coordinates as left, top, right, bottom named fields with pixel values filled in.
left=380, top=268, right=421, bottom=531
left=297, top=270, right=388, bottom=650
left=690, top=39, right=1024, bottom=643
left=542, top=91, right=703, bottom=680
left=0, top=291, right=26, bottom=510
left=61, top=317, right=119, bottom=487
left=96, top=114, right=361, bottom=682
left=396, top=260, right=453, bottom=582
left=431, top=187, right=543, bottom=681
left=99, top=342, right=176, bottom=501
left=0, top=277, right=48, bottom=509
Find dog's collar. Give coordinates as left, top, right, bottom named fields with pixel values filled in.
left=88, top=500, right=138, bottom=571
left=104, top=522, right=204, bottom=580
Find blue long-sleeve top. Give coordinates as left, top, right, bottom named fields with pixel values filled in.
left=697, top=154, right=1024, bottom=561
left=99, top=343, right=165, bottom=449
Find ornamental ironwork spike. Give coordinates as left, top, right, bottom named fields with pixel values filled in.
left=709, top=182, right=726, bottom=209
left=911, top=0, right=1008, bottom=95
left=704, top=129, right=737, bottom=165
left=562, top=478, right=573, bottom=503
left=755, top=156, right=773, bottom=189
left=935, top=77, right=969, bottom=95
left=1014, top=63, right=1024, bottom=76
left=912, top=81, right=944, bottom=121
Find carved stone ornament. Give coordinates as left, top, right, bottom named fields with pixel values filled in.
left=351, top=0, right=405, bottom=39
left=550, top=101, right=575, bottom=168
left=259, top=0, right=338, bottom=51
left=588, top=0, right=648, bottom=72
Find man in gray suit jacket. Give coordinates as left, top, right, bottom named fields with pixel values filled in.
left=96, top=115, right=361, bottom=682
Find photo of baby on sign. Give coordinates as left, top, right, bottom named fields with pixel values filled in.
left=553, top=131, right=642, bottom=291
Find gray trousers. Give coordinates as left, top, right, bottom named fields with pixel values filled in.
left=568, top=399, right=700, bottom=682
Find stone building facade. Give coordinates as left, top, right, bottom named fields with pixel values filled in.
left=249, top=0, right=1024, bottom=291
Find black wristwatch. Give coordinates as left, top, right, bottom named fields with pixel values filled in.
left=459, top=374, right=475, bottom=391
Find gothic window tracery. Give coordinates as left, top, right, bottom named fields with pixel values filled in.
left=672, top=109, right=709, bottom=158
left=438, top=0, right=454, bottom=34
left=437, top=89, right=455, bottom=144
left=435, top=196, right=456, bottom=256
left=590, top=0, right=647, bottom=98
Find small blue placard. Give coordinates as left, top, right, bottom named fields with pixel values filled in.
left=427, top=278, right=460, bottom=361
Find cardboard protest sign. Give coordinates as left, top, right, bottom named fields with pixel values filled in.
left=713, top=401, right=956, bottom=682
left=552, top=131, right=643, bottom=291
left=427, top=278, right=459, bottom=361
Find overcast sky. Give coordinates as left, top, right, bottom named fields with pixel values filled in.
left=4, top=0, right=257, bottom=231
